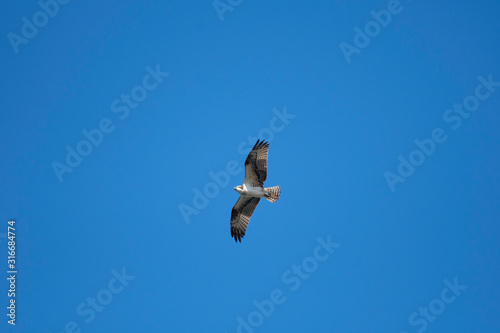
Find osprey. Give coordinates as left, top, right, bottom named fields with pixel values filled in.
left=231, top=139, right=281, bottom=242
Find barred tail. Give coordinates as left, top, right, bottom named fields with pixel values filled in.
left=264, top=186, right=281, bottom=203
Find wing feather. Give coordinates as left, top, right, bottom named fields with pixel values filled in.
left=244, top=140, right=269, bottom=187
left=230, top=196, right=261, bottom=242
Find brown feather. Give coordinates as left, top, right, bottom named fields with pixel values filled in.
left=230, top=196, right=261, bottom=242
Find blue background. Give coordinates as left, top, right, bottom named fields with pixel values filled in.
left=1, top=1, right=499, bottom=332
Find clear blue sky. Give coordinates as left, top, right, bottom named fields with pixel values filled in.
left=1, top=1, right=499, bottom=332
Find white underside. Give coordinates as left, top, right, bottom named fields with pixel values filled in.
left=241, top=183, right=266, bottom=197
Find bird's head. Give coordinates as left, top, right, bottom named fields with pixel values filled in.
left=234, top=185, right=244, bottom=194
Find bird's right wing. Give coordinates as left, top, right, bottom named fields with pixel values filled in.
left=230, top=196, right=261, bottom=242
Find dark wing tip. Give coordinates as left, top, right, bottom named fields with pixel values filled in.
left=253, top=139, right=269, bottom=150
left=231, top=228, right=243, bottom=242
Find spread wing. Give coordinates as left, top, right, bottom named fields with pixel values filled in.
left=244, top=140, right=269, bottom=187
left=230, top=196, right=261, bottom=242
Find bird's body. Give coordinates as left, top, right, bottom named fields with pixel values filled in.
left=230, top=140, right=281, bottom=242
left=234, top=183, right=265, bottom=197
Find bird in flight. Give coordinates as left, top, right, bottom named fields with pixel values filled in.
left=231, top=139, right=281, bottom=242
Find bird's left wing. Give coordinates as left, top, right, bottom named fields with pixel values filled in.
left=243, top=140, right=269, bottom=187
